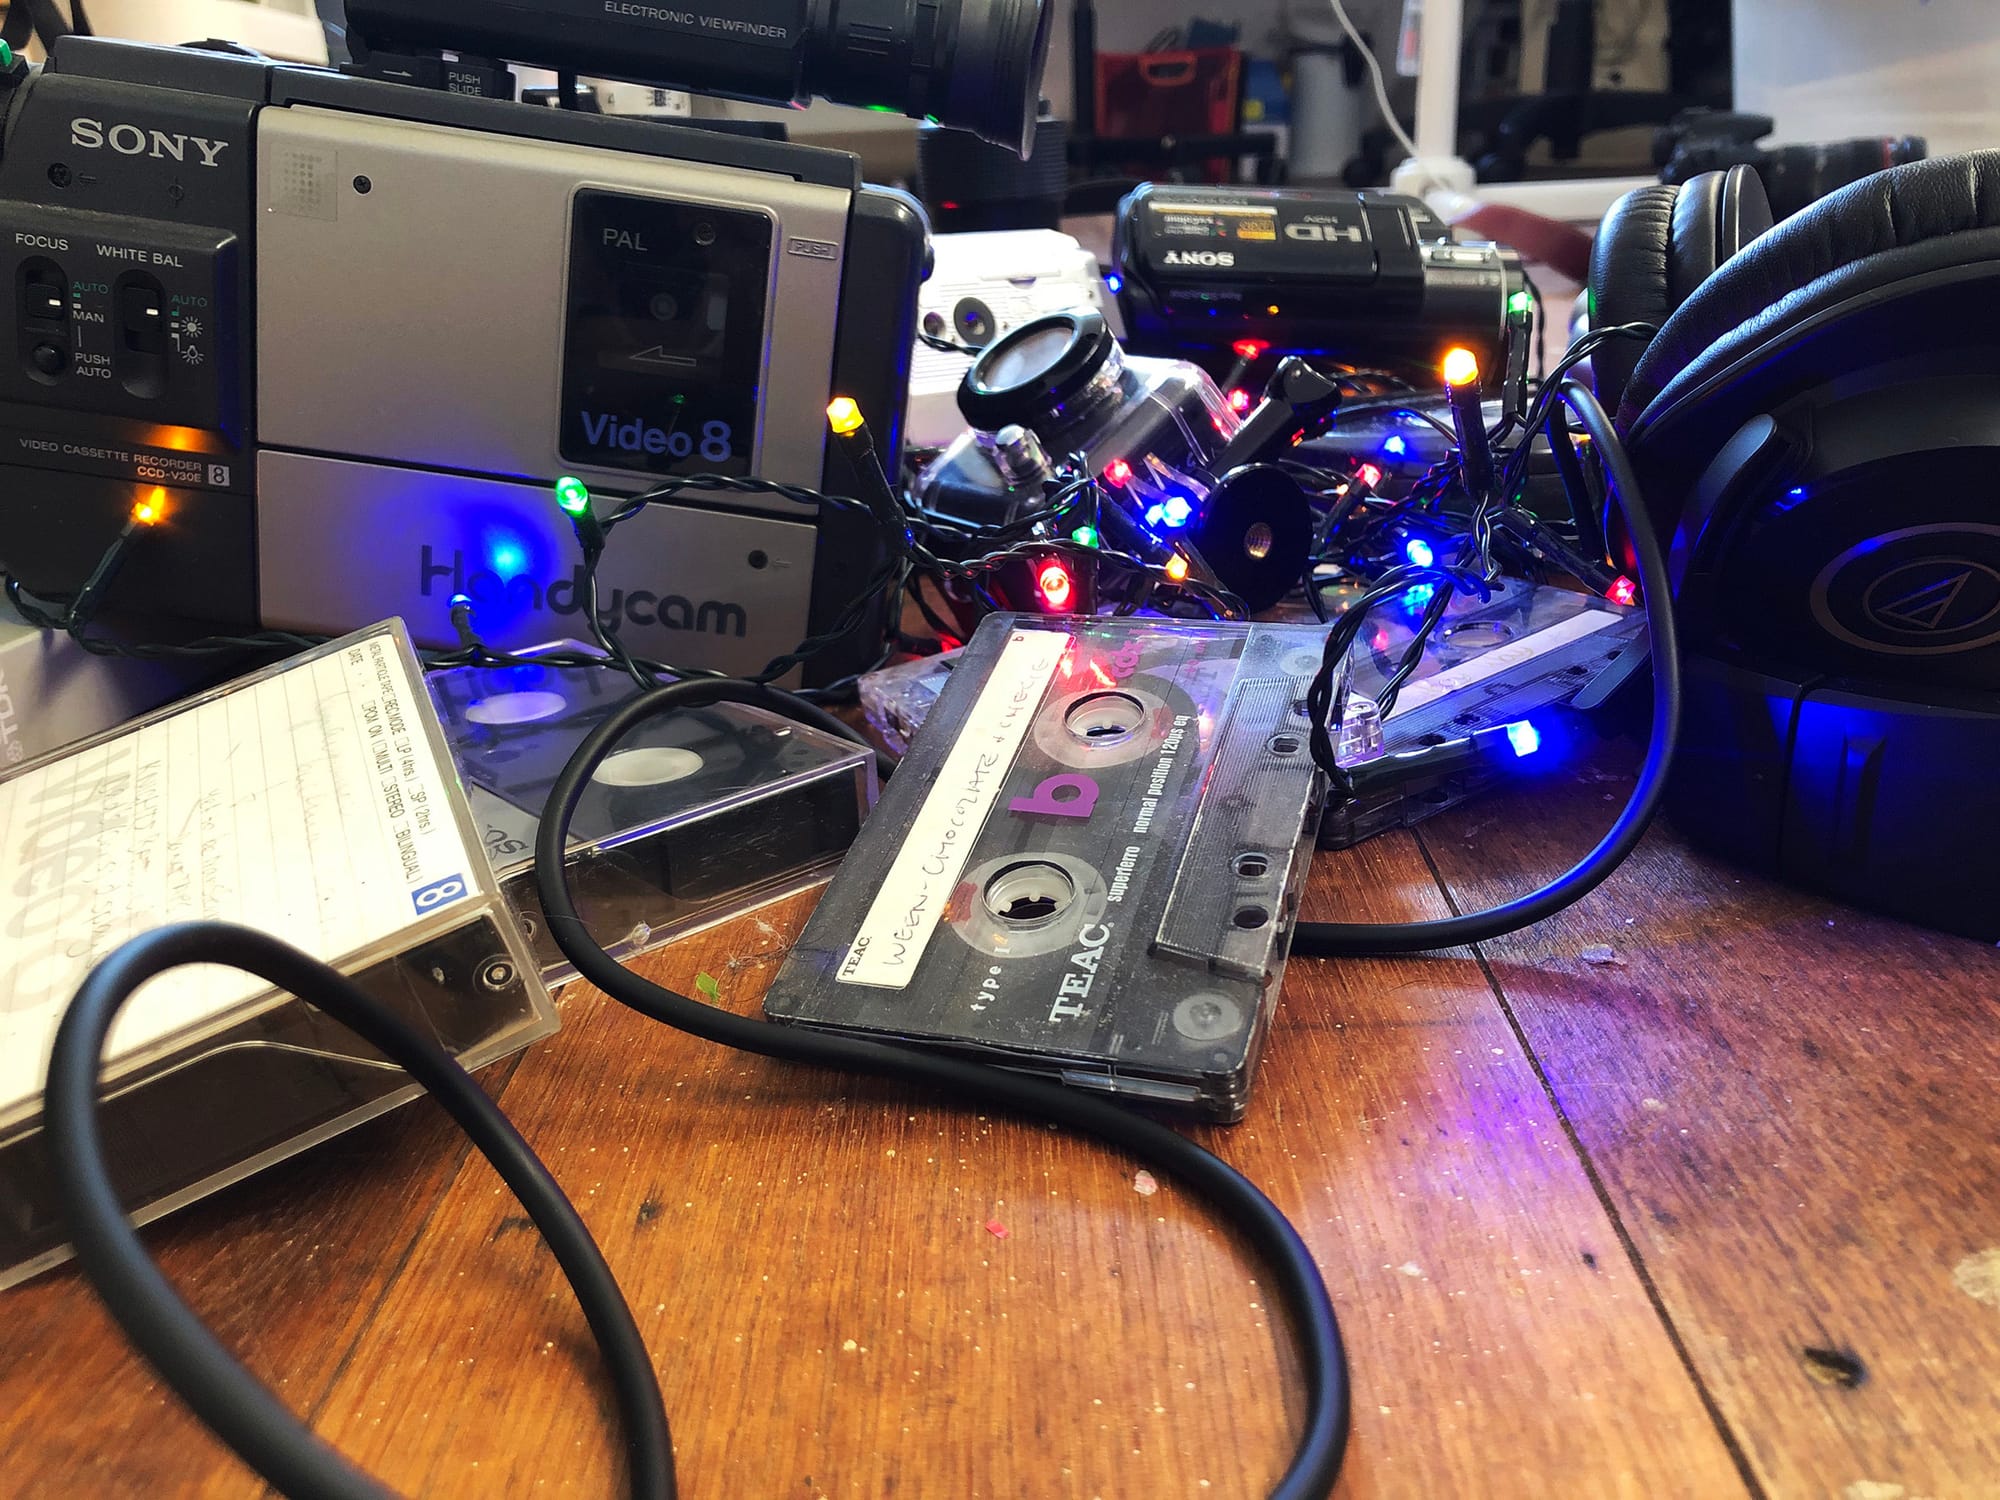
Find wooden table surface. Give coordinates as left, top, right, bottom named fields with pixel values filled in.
left=6, top=737, right=1999, bottom=1499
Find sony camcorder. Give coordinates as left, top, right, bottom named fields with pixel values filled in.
left=1113, top=184, right=1526, bottom=383
left=0, top=3, right=1046, bottom=684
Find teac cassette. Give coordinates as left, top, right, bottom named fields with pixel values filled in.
left=763, top=613, right=1330, bottom=1121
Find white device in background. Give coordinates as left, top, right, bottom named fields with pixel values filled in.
left=81, top=0, right=330, bottom=62
left=908, top=230, right=1105, bottom=451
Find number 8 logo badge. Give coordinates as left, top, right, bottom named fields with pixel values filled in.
left=411, top=873, right=468, bottom=914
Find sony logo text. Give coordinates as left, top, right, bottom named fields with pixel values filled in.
left=69, top=118, right=230, bottom=167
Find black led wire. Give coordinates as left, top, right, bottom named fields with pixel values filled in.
left=917, top=328, right=983, bottom=357
left=1292, top=379, right=1679, bottom=957
left=1370, top=576, right=1458, bottom=717
left=44, top=923, right=675, bottom=1500
left=1302, top=559, right=1492, bottom=787
left=533, top=678, right=1351, bottom=1500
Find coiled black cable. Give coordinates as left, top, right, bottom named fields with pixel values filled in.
left=534, top=679, right=1351, bottom=1500
left=45, top=923, right=675, bottom=1500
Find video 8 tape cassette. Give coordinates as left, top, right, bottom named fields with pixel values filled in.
left=764, top=613, right=1330, bottom=1121
left=0, top=622, right=557, bottom=1287
left=429, top=645, right=877, bottom=984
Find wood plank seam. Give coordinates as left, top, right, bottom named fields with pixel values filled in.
left=1411, top=828, right=1770, bottom=1500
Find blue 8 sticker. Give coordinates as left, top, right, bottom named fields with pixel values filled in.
left=411, top=873, right=468, bottom=914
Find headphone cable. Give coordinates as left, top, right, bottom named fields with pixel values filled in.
left=1291, top=379, right=1679, bottom=957
left=532, top=679, right=1352, bottom=1499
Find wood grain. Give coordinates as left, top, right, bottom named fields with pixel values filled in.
left=0, top=1060, right=518, bottom=1498
left=290, top=848, right=1738, bottom=1500
left=1416, top=738, right=2000, bottom=1500
left=27, top=737, right=2000, bottom=1496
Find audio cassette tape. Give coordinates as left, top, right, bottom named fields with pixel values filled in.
left=429, top=645, right=877, bottom=984
left=859, top=648, right=962, bottom=755
left=763, top=614, right=1329, bottom=1121
left=1321, top=577, right=1645, bottom=848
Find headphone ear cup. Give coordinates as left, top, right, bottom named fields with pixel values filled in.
left=1720, top=163, right=1774, bottom=256
left=1588, top=182, right=1680, bottom=416
left=1619, top=151, right=2000, bottom=434
left=1667, top=164, right=1774, bottom=302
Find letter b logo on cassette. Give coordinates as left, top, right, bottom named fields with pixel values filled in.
left=1007, top=773, right=1099, bottom=819
left=1811, top=524, right=2000, bottom=657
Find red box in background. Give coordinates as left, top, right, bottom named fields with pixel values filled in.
left=1093, top=47, right=1243, bottom=182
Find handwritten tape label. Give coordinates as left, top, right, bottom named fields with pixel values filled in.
left=836, top=630, right=1067, bottom=989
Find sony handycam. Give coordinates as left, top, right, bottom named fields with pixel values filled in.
left=0, top=34, right=947, bottom=684
left=1113, top=184, right=1526, bottom=383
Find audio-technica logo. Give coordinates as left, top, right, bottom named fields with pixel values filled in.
left=418, top=547, right=747, bottom=636
left=1811, top=524, right=2000, bottom=657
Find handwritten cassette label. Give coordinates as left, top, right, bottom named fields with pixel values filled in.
left=837, top=630, right=1066, bottom=989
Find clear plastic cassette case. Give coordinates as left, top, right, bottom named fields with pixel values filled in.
left=0, top=622, right=556, bottom=1288
left=765, top=613, right=1329, bottom=1121
left=429, top=644, right=877, bottom=984
left=859, top=648, right=962, bottom=756
left=1321, top=577, right=1644, bottom=848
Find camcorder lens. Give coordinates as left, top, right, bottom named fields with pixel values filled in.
left=811, top=0, right=1053, bottom=156
left=347, top=0, right=1052, bottom=156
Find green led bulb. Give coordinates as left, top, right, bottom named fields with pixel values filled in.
left=554, top=475, right=591, bottom=515
left=0, top=41, right=13, bottom=69
left=1071, top=525, right=1100, bottom=548
left=1508, top=289, right=1534, bottom=316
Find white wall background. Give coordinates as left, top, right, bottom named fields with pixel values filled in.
left=1734, top=0, right=2000, bottom=156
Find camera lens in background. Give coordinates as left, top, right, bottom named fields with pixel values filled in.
left=809, top=0, right=1054, bottom=156
left=1761, top=135, right=1928, bottom=218
left=953, top=297, right=997, bottom=346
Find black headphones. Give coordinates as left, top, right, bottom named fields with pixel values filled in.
left=1588, top=153, right=2000, bottom=939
